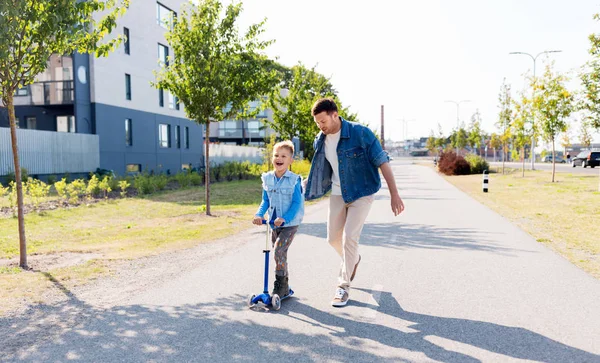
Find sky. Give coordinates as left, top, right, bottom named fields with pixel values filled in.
left=237, top=0, right=600, bottom=143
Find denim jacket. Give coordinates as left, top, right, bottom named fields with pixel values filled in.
left=304, top=117, right=389, bottom=204
left=256, top=170, right=304, bottom=227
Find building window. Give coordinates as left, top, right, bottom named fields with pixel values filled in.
left=184, top=126, right=189, bottom=149
left=124, top=27, right=130, bottom=55
left=125, top=118, right=132, bottom=146
left=126, top=164, right=141, bottom=173
left=175, top=125, right=180, bottom=148
left=182, top=163, right=191, bottom=171
left=15, top=87, right=28, bottom=96
left=157, top=2, right=176, bottom=30
left=159, top=123, right=170, bottom=148
left=26, top=116, right=36, bottom=130
left=125, top=73, right=131, bottom=100
left=57, top=116, right=75, bottom=133
left=158, top=43, right=169, bottom=67
left=168, top=92, right=175, bottom=109
left=159, top=88, right=164, bottom=107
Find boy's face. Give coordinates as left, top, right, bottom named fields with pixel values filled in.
left=272, top=147, right=293, bottom=173
left=314, top=111, right=340, bottom=135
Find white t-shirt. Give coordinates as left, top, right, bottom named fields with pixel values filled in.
left=324, top=129, right=342, bottom=195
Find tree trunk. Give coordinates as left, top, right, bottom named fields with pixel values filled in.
left=205, top=121, right=211, bottom=216
left=522, top=146, right=525, bottom=178
left=502, top=144, right=505, bottom=175
left=551, top=139, right=556, bottom=183
left=6, top=96, right=27, bottom=268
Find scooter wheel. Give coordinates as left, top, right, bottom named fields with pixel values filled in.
left=247, top=294, right=256, bottom=308
left=271, top=294, right=281, bottom=311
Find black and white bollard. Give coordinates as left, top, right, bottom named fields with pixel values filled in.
left=482, top=170, right=489, bottom=193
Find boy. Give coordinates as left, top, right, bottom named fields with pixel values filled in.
left=253, top=140, right=304, bottom=297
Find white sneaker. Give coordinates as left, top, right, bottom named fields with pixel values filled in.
left=331, top=287, right=349, bottom=307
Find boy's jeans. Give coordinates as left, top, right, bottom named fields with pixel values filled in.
left=327, top=194, right=374, bottom=290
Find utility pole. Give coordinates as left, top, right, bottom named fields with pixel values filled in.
left=381, top=105, right=385, bottom=150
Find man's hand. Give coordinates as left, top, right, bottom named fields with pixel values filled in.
left=274, top=217, right=285, bottom=227
left=252, top=216, right=263, bottom=225
left=390, top=193, right=405, bottom=216
left=379, top=162, right=405, bottom=216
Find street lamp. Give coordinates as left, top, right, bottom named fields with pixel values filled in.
left=445, top=99, right=471, bottom=154
left=509, top=50, right=562, bottom=170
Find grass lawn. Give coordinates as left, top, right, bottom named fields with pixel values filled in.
left=0, top=180, right=265, bottom=314
left=440, top=168, right=600, bottom=279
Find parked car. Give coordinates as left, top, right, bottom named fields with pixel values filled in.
left=571, top=150, right=600, bottom=168
left=542, top=155, right=566, bottom=163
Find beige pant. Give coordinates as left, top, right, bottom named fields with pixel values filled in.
left=328, top=194, right=374, bottom=289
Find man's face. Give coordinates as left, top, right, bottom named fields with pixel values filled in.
left=313, top=111, right=340, bottom=135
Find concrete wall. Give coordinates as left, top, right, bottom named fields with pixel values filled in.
left=209, top=144, right=263, bottom=165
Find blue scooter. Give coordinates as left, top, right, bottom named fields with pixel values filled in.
left=247, top=220, right=294, bottom=310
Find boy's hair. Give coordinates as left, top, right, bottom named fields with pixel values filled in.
left=311, top=98, right=338, bottom=116
left=274, top=140, right=295, bottom=157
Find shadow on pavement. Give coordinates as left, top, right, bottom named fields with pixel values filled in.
left=299, top=222, right=524, bottom=255
left=2, top=287, right=596, bottom=363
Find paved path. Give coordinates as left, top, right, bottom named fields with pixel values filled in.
left=3, top=161, right=600, bottom=362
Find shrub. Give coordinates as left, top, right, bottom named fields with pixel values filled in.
left=464, top=154, right=489, bottom=174
left=438, top=151, right=470, bottom=176
left=119, top=180, right=130, bottom=198
left=66, top=179, right=87, bottom=204
left=98, top=176, right=112, bottom=198
left=6, top=168, right=29, bottom=183
left=86, top=175, right=101, bottom=199
left=153, top=174, right=168, bottom=191
left=175, top=171, right=191, bottom=188
left=55, top=178, right=68, bottom=199
left=134, top=173, right=155, bottom=195
left=26, top=178, right=51, bottom=210
left=47, top=175, right=57, bottom=185
left=0, top=182, right=7, bottom=198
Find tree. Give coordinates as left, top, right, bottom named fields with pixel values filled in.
left=426, top=130, right=438, bottom=156
left=490, top=133, right=502, bottom=162
left=450, top=124, right=468, bottom=154
left=468, top=109, right=483, bottom=156
left=267, top=63, right=357, bottom=160
left=533, top=64, right=574, bottom=182
left=580, top=13, right=600, bottom=131
left=512, top=92, right=533, bottom=177
left=434, top=123, right=446, bottom=152
left=497, top=79, right=513, bottom=174
left=0, top=0, right=128, bottom=268
left=560, top=123, right=572, bottom=156
left=154, top=0, right=278, bottom=216
left=580, top=117, right=593, bottom=149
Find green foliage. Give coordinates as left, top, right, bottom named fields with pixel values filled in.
left=154, top=175, right=168, bottom=191
left=580, top=13, right=600, bottom=131
left=118, top=180, right=130, bottom=198
left=47, top=175, right=57, bottom=185
left=0, top=183, right=7, bottom=198
left=55, top=178, right=68, bottom=199
left=134, top=173, right=156, bottom=196
left=66, top=179, right=86, bottom=204
left=451, top=127, right=468, bottom=151
left=98, top=176, right=112, bottom=198
left=464, top=154, right=489, bottom=174
left=533, top=64, right=574, bottom=144
left=468, top=110, right=483, bottom=151
left=497, top=79, right=513, bottom=162
left=25, top=178, right=50, bottom=210
left=266, top=63, right=359, bottom=160
left=175, top=171, right=192, bottom=188
left=86, top=175, right=101, bottom=199
left=5, top=168, right=29, bottom=184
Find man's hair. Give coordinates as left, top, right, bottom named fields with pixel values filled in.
left=274, top=140, right=295, bottom=157
left=311, top=98, right=338, bottom=116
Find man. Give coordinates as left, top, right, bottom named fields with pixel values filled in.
left=304, top=98, right=404, bottom=307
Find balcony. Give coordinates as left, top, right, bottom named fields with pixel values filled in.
left=13, top=80, right=75, bottom=107
left=218, top=127, right=265, bottom=139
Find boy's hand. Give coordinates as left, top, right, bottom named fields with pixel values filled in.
left=252, top=216, right=263, bottom=225
left=274, top=217, right=285, bottom=227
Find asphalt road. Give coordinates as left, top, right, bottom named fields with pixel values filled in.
left=2, top=161, right=600, bottom=362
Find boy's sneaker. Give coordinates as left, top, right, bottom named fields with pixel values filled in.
left=272, top=275, right=289, bottom=297
left=350, top=255, right=361, bottom=282
left=331, top=287, right=349, bottom=307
